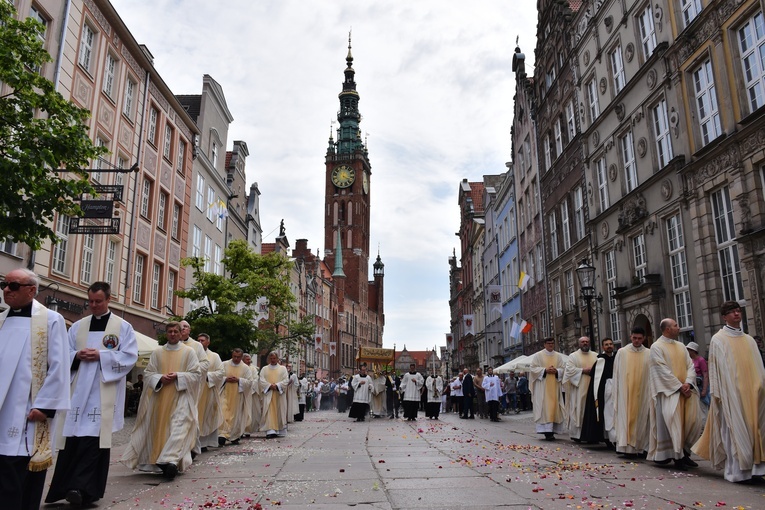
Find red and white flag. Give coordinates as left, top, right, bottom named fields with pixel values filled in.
left=314, top=334, right=322, bottom=351
left=445, top=333, right=453, bottom=350
left=463, top=315, right=475, bottom=336
left=329, top=341, right=336, bottom=357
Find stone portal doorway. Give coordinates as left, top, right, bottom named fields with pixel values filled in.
left=633, top=314, right=653, bottom=348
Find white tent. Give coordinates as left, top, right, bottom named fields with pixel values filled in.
left=495, top=355, right=531, bottom=373
left=135, top=332, right=160, bottom=368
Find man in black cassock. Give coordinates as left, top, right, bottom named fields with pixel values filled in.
left=461, top=368, right=476, bottom=419
left=580, top=338, right=616, bottom=447
left=385, top=370, right=399, bottom=419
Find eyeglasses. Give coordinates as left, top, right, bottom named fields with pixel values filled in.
left=0, top=281, right=35, bottom=291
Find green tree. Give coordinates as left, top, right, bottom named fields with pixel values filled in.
left=176, top=239, right=316, bottom=360
left=0, top=2, right=106, bottom=250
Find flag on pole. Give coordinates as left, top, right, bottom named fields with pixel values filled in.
left=314, top=334, right=322, bottom=352
left=329, top=341, right=336, bottom=357
left=518, top=271, right=531, bottom=291
left=463, top=315, right=475, bottom=335
left=521, top=320, right=533, bottom=334
left=487, top=285, right=502, bottom=315
left=510, top=320, right=521, bottom=340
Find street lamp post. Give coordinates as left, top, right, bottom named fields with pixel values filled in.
left=576, top=259, right=599, bottom=352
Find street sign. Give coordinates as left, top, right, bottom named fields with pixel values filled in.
left=68, top=217, right=120, bottom=234
left=91, top=184, right=124, bottom=202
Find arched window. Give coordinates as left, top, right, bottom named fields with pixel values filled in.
left=347, top=229, right=352, bottom=248
left=347, top=200, right=353, bottom=225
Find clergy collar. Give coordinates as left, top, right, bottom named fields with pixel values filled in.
left=93, top=310, right=111, bottom=320
left=8, top=302, right=33, bottom=317
left=723, top=324, right=743, bottom=335
left=166, top=342, right=182, bottom=350
left=90, top=311, right=112, bottom=331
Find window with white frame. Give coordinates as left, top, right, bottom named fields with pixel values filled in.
left=151, top=262, right=161, bottom=309
left=216, top=203, right=224, bottom=231
left=653, top=99, right=674, bottom=167
left=596, top=158, right=609, bottom=212
left=543, top=134, right=551, bottom=171
left=561, top=199, right=571, bottom=251
left=195, top=174, right=205, bottom=210
left=166, top=270, right=176, bottom=310
left=172, top=203, right=180, bottom=240
left=133, top=254, right=144, bottom=303
left=163, top=124, right=173, bottom=160
left=681, top=0, right=702, bottom=27
left=148, top=107, right=158, bottom=145
left=192, top=226, right=201, bottom=257
left=211, top=142, right=218, bottom=168
left=528, top=250, right=535, bottom=287
left=638, top=5, right=657, bottom=59
left=566, top=270, right=575, bottom=311
left=103, top=53, right=117, bottom=98
left=566, top=101, right=576, bottom=140
left=214, top=244, right=223, bottom=275
left=554, top=118, right=563, bottom=156
left=532, top=179, right=539, bottom=217
left=80, top=234, right=95, bottom=284
left=52, top=214, right=69, bottom=274
left=693, top=60, right=722, bottom=146
left=204, top=235, right=212, bottom=272
left=519, top=198, right=525, bottom=229
left=78, top=23, right=95, bottom=72
left=666, top=213, right=693, bottom=329
left=524, top=137, right=532, bottom=171
left=711, top=186, right=744, bottom=301
left=739, top=12, right=765, bottom=112
left=177, top=139, right=186, bottom=174
left=29, top=7, right=47, bottom=48
left=536, top=243, right=544, bottom=282
left=92, top=137, right=107, bottom=182
left=508, top=211, right=515, bottom=239
left=549, top=212, right=559, bottom=259
left=604, top=250, right=621, bottom=341
left=574, top=187, right=585, bottom=241
left=518, top=146, right=525, bottom=178
left=587, top=78, right=600, bottom=122
left=105, top=239, right=118, bottom=289
left=554, top=277, right=562, bottom=316
left=610, top=45, right=626, bottom=94
left=206, top=186, right=216, bottom=222
left=1, top=240, right=18, bottom=257
left=632, top=233, right=647, bottom=281
left=541, top=310, right=549, bottom=338
left=123, top=78, right=135, bottom=119
left=620, top=130, right=638, bottom=192
left=157, top=192, right=167, bottom=230
left=510, top=256, right=517, bottom=295
left=140, top=178, right=152, bottom=218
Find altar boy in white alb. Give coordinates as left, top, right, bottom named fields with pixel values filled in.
left=46, top=282, right=138, bottom=507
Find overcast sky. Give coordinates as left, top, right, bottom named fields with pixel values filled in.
left=110, top=0, right=539, bottom=353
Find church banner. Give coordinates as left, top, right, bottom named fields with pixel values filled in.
left=445, top=333, right=453, bottom=350
left=329, top=341, right=336, bottom=357
left=357, top=346, right=395, bottom=363
left=463, top=314, right=475, bottom=336
left=314, top=334, right=322, bottom=352
left=487, top=285, right=502, bottom=315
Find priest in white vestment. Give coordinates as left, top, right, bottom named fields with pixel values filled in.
left=243, top=354, right=262, bottom=436
left=613, top=328, right=651, bottom=455
left=648, top=318, right=701, bottom=469
left=0, top=269, right=70, bottom=510
left=563, top=336, right=598, bottom=441
left=121, top=322, right=201, bottom=479
left=400, top=364, right=424, bottom=421
left=197, top=334, right=224, bottom=449
left=296, top=374, right=308, bottom=421
left=285, top=363, right=300, bottom=423
left=529, top=337, right=567, bottom=440
left=218, top=348, right=252, bottom=444
left=370, top=372, right=387, bottom=417
left=179, top=320, right=209, bottom=456
left=47, top=282, right=138, bottom=507
left=349, top=365, right=373, bottom=421
left=693, top=301, right=765, bottom=482
left=425, top=374, right=443, bottom=419
left=259, top=352, right=289, bottom=438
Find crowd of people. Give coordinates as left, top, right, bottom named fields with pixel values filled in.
left=529, top=307, right=765, bottom=484
left=1, top=269, right=763, bottom=510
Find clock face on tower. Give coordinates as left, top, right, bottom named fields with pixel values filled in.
left=331, top=165, right=355, bottom=188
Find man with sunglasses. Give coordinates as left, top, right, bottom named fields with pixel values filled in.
left=0, top=269, right=70, bottom=510
left=46, top=281, right=138, bottom=507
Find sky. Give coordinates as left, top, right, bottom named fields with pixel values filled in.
left=110, top=0, right=539, bottom=353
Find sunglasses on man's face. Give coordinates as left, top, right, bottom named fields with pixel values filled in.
left=0, top=281, right=35, bottom=291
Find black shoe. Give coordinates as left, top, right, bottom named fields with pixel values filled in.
left=218, top=437, right=227, bottom=446
left=201, top=447, right=208, bottom=453
left=160, top=463, right=178, bottom=479
left=654, top=458, right=672, bottom=465
left=190, top=451, right=197, bottom=460
left=673, top=459, right=688, bottom=470
left=468, top=416, right=475, bottom=419
left=682, top=456, right=698, bottom=468
left=231, top=438, right=240, bottom=445
left=543, top=433, right=555, bottom=441
left=266, top=433, right=278, bottom=438
left=66, top=489, right=83, bottom=507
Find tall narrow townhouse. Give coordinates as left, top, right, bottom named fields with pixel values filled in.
left=33, top=0, right=199, bottom=333
left=536, top=0, right=590, bottom=354
left=666, top=0, right=765, bottom=346
left=510, top=45, right=548, bottom=356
